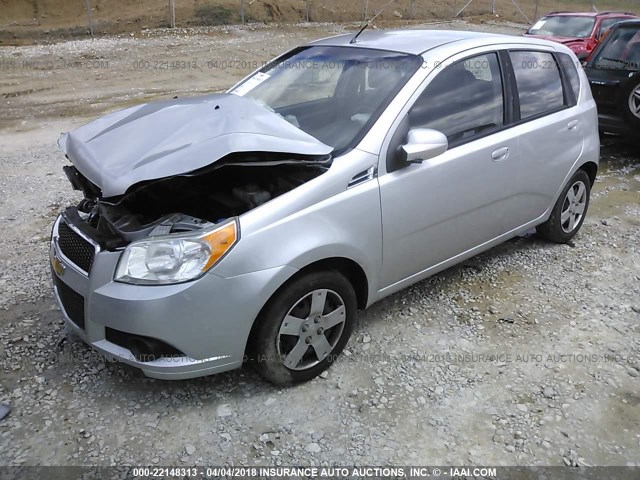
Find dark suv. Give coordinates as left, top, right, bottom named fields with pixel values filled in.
left=584, top=19, right=640, bottom=137
left=524, top=11, right=638, bottom=59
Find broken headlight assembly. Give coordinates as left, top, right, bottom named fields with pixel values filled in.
left=114, top=219, right=238, bottom=285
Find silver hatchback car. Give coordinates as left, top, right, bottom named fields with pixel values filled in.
left=50, top=30, right=599, bottom=385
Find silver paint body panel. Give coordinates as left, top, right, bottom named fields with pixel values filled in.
left=58, top=94, right=332, bottom=197
left=51, top=31, right=599, bottom=379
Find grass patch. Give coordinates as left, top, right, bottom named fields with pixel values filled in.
left=194, top=4, right=236, bottom=25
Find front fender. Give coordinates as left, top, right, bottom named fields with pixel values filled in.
left=213, top=151, right=383, bottom=303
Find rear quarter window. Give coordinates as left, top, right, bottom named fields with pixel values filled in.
left=510, top=50, right=565, bottom=119
left=558, top=52, right=581, bottom=102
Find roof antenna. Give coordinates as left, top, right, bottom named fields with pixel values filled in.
left=350, top=0, right=396, bottom=44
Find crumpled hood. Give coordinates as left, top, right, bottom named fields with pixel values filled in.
left=58, top=93, right=333, bottom=198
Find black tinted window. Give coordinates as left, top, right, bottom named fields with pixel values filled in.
left=510, top=51, right=564, bottom=119
left=593, top=28, right=640, bottom=70
left=409, top=53, right=504, bottom=145
left=558, top=52, right=581, bottom=102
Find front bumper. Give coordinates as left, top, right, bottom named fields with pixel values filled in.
left=50, top=215, right=296, bottom=380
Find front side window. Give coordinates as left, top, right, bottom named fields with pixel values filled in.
left=230, top=46, right=420, bottom=153
left=510, top=51, right=564, bottom=119
left=527, top=15, right=596, bottom=39
left=408, top=53, right=504, bottom=146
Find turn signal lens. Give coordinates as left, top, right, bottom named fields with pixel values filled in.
left=201, top=222, right=237, bottom=272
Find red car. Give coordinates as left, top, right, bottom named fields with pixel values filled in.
left=524, top=11, right=638, bottom=59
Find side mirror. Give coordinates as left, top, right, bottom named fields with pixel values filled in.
left=401, top=128, right=448, bottom=164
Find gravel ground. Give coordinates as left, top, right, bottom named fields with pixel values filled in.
left=1, top=21, right=639, bottom=467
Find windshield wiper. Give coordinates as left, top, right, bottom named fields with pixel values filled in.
left=600, top=57, right=629, bottom=65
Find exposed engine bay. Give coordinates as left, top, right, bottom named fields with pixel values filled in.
left=56, top=93, right=335, bottom=248
left=63, top=153, right=330, bottom=249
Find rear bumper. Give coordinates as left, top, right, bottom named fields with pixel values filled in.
left=50, top=215, right=296, bottom=380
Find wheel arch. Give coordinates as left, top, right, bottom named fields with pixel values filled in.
left=294, top=257, right=369, bottom=310
left=244, top=256, right=369, bottom=358
left=579, top=161, right=598, bottom=186
left=542, top=160, right=597, bottom=227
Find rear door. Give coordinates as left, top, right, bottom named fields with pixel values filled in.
left=502, top=49, right=584, bottom=228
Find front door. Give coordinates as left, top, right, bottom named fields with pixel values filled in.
left=379, top=52, right=521, bottom=289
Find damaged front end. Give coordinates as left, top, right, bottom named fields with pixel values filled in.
left=49, top=93, right=333, bottom=371
left=55, top=93, right=333, bottom=277
left=62, top=151, right=330, bottom=251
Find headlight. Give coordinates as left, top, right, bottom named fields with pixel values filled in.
left=114, top=220, right=238, bottom=285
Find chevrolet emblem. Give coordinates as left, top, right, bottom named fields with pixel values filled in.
left=52, top=256, right=65, bottom=276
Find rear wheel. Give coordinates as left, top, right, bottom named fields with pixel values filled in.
left=537, top=170, right=591, bottom=243
left=249, top=270, right=356, bottom=386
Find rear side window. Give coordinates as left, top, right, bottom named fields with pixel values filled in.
left=558, top=52, right=581, bottom=101
left=510, top=51, right=564, bottom=119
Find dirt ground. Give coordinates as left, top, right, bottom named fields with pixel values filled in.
left=0, top=21, right=639, bottom=467
left=3, top=0, right=640, bottom=46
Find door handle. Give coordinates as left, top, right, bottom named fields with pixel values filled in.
left=491, top=146, right=510, bottom=162
left=567, top=120, right=579, bottom=130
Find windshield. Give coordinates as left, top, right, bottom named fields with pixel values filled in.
left=527, top=16, right=596, bottom=38
left=593, top=27, right=640, bottom=70
left=230, top=46, right=420, bottom=153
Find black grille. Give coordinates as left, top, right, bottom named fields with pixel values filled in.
left=57, top=221, right=95, bottom=273
left=54, top=275, right=85, bottom=329
left=106, top=328, right=184, bottom=362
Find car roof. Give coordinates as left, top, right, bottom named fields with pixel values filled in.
left=542, top=11, right=637, bottom=18
left=610, top=19, right=640, bottom=28
left=308, top=29, right=555, bottom=55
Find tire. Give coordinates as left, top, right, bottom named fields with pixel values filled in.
left=537, top=169, right=591, bottom=243
left=248, top=270, right=357, bottom=386
left=619, top=73, right=640, bottom=130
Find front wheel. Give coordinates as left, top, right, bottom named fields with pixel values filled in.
left=249, top=270, right=357, bottom=386
left=537, top=169, right=591, bottom=243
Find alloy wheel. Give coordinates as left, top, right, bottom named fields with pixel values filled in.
left=629, top=84, right=640, bottom=119
left=560, top=180, right=587, bottom=234
left=277, top=289, right=346, bottom=371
